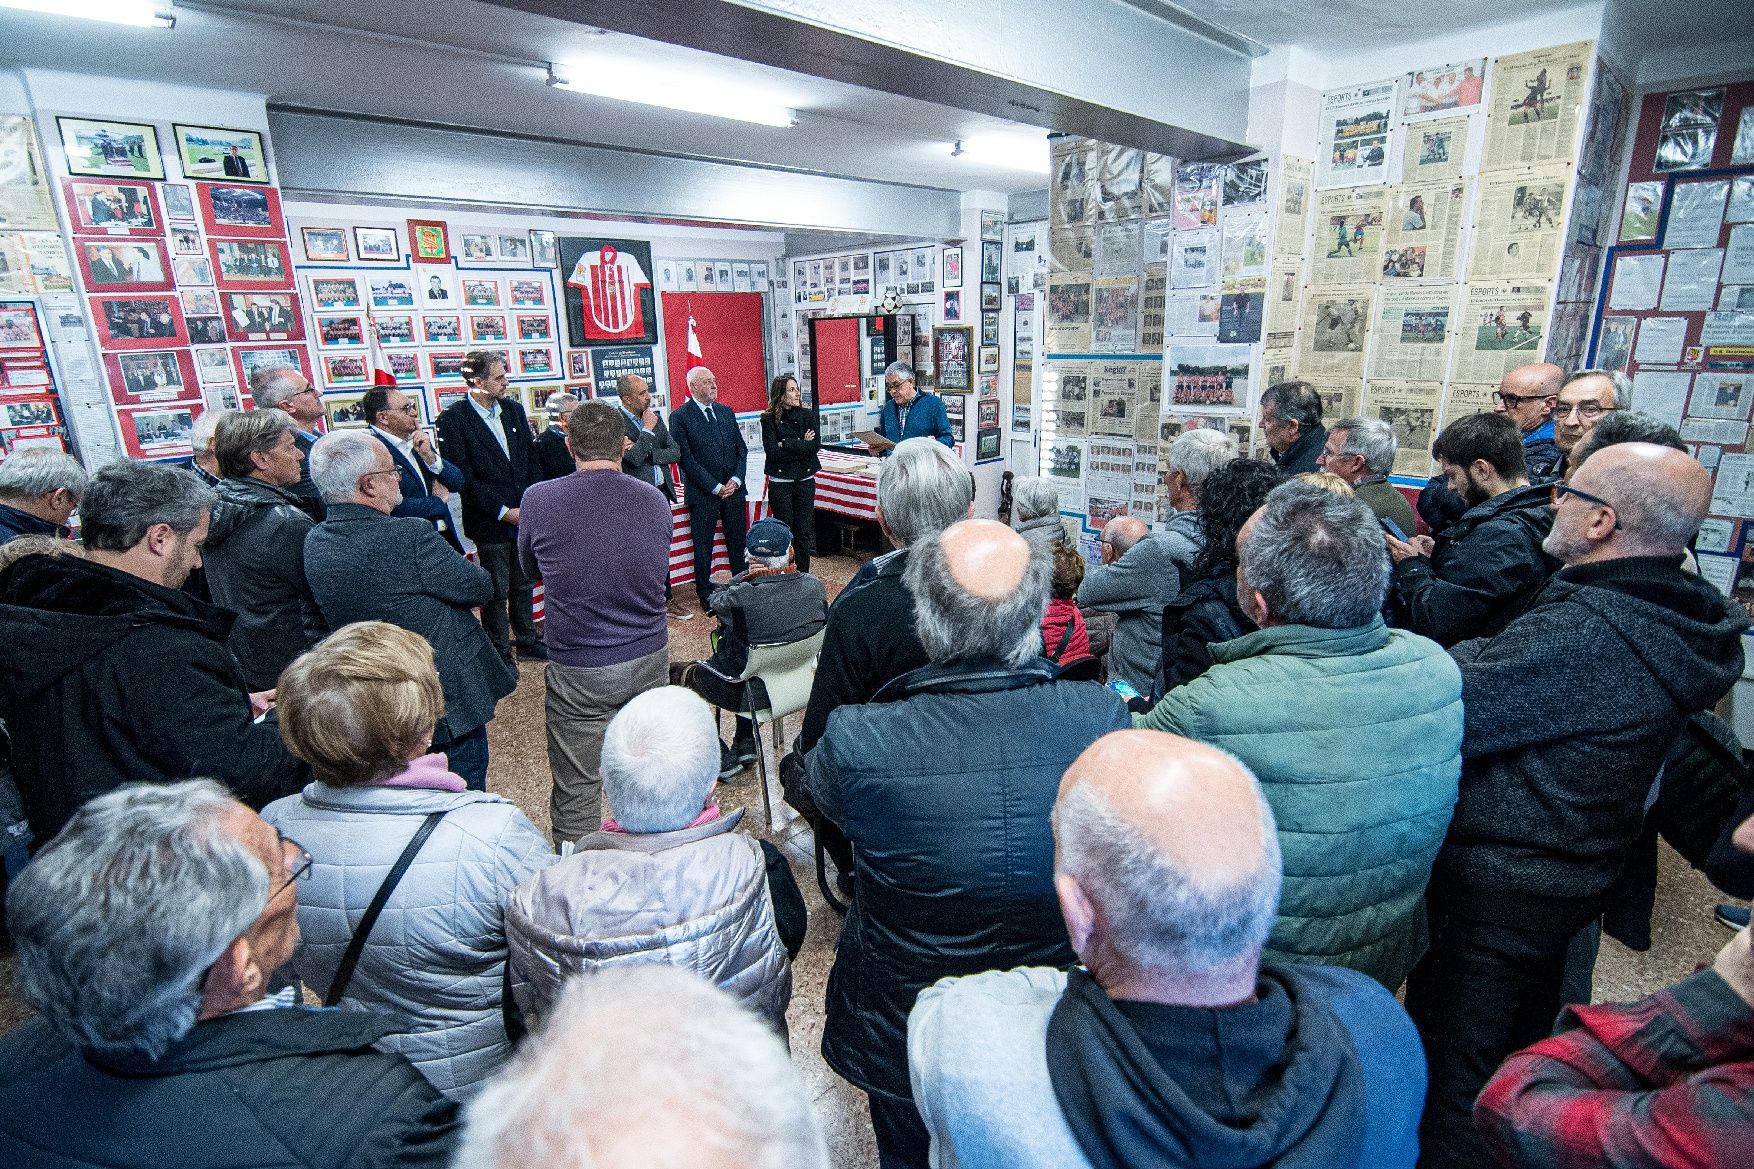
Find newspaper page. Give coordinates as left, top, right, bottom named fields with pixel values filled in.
left=1052, top=225, right=1095, bottom=275
left=1455, top=281, right=1551, bottom=382
left=1300, top=285, right=1374, bottom=378
left=1139, top=268, right=1168, bottom=352
left=1221, top=213, right=1269, bottom=284
left=1402, top=116, right=1471, bottom=183
left=1087, top=437, right=1134, bottom=497
left=1363, top=380, right=1443, bottom=476
left=1132, top=440, right=1162, bottom=519
left=1267, top=262, right=1303, bottom=332
left=1318, top=80, right=1398, bottom=188
left=1311, top=187, right=1390, bottom=287
left=1273, top=157, right=1314, bottom=259
left=1218, top=278, right=1265, bottom=345
left=1440, top=380, right=1500, bottom=428
left=1471, top=163, right=1572, bottom=280
left=1403, top=59, right=1488, bottom=118
left=1092, top=145, right=1144, bottom=222
left=0, top=116, right=57, bottom=231
left=1381, top=179, right=1469, bottom=280
left=1310, top=376, right=1363, bottom=422
left=1091, top=277, right=1140, bottom=353
left=1052, top=363, right=1091, bottom=439
left=1165, top=343, right=1254, bottom=417
left=1174, top=163, right=1223, bottom=230
left=1094, top=221, right=1144, bottom=277
left=1135, top=369, right=1162, bottom=442
left=1047, top=278, right=1093, bottom=352
left=1092, top=364, right=1139, bottom=436
left=1164, top=292, right=1220, bottom=339
left=1142, top=154, right=1175, bottom=217
left=1369, top=284, right=1458, bottom=381
left=1052, top=138, right=1096, bottom=227
left=1044, top=436, right=1087, bottom=514
left=1143, top=218, right=1173, bottom=266
left=1171, top=228, right=1218, bottom=290
left=1263, top=347, right=1298, bottom=390
left=1482, top=41, right=1593, bottom=171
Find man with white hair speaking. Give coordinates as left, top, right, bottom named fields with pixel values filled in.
left=909, top=730, right=1425, bottom=1169
left=670, top=365, right=749, bottom=611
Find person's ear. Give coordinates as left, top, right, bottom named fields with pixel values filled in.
left=1471, top=457, right=1494, bottom=486
left=197, top=934, right=261, bottom=1019
left=143, top=520, right=178, bottom=560
left=1056, top=871, right=1097, bottom=958
left=1246, top=587, right=1271, bottom=628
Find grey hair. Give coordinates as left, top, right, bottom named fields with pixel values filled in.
left=1261, top=379, right=1322, bottom=432
left=543, top=391, right=580, bottom=413
left=246, top=365, right=307, bottom=410
left=883, top=361, right=915, bottom=383
left=191, top=407, right=231, bottom=454
left=1331, top=416, right=1397, bottom=476
left=1562, top=368, right=1631, bottom=408
left=79, top=460, right=214, bottom=553
left=905, top=525, right=1051, bottom=667
left=1571, top=411, right=1686, bottom=469
left=1053, top=767, right=1281, bottom=973
left=1241, top=482, right=1389, bottom=629
left=214, top=408, right=297, bottom=480
left=6, top=780, right=268, bottom=1060
left=876, top=438, right=973, bottom=546
left=1165, top=428, right=1237, bottom=495
left=751, top=552, right=790, bottom=569
left=309, top=429, right=385, bottom=504
left=1010, top=475, right=1060, bottom=523
left=686, top=366, right=714, bottom=388
left=599, top=687, right=720, bottom=834
left=0, top=447, right=88, bottom=502
left=455, top=966, right=828, bottom=1169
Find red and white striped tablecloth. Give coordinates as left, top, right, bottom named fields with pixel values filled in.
left=812, top=452, right=880, bottom=521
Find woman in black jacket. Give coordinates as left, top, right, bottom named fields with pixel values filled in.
left=760, top=375, right=821, bottom=571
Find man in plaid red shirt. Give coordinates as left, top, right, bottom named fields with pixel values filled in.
left=1475, top=811, right=1754, bottom=1167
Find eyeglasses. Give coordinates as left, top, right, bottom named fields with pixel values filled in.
left=884, top=379, right=909, bottom=391
left=1496, top=391, right=1552, bottom=407
left=1550, top=481, right=1623, bottom=529
left=359, top=468, right=401, bottom=485
left=393, top=403, right=420, bottom=415
left=274, top=832, right=312, bottom=897
left=1558, top=401, right=1617, bottom=421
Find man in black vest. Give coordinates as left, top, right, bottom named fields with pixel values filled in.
left=437, top=351, right=544, bottom=667
left=669, top=366, right=748, bottom=610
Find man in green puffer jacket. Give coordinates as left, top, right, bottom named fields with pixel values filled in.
left=1136, top=481, right=1462, bottom=991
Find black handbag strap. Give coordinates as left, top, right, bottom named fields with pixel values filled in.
left=1049, top=620, right=1077, bottom=663
left=325, top=810, right=447, bottom=1007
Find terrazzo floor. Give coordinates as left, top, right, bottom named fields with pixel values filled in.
left=0, top=550, right=1741, bottom=1168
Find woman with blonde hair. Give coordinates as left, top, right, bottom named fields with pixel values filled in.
left=263, top=621, right=554, bottom=1099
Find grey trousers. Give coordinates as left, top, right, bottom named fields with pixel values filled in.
left=544, top=646, right=668, bottom=844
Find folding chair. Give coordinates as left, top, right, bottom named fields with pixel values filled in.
left=697, top=630, right=825, bottom=829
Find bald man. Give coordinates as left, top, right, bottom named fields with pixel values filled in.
left=807, top=518, right=1129, bottom=1168
left=909, top=731, right=1425, bottom=1169
left=669, top=366, right=748, bottom=609
left=1406, top=442, right=1748, bottom=1169
left=1419, top=361, right=1564, bottom=531
left=1075, top=513, right=1195, bottom=694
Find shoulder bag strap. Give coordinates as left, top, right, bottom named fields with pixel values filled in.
left=325, top=810, right=447, bottom=1007
left=1050, top=619, right=1077, bottom=663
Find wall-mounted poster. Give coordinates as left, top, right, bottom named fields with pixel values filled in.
left=62, top=178, right=161, bottom=235
left=407, top=218, right=450, bottom=264
left=57, top=117, right=165, bottom=181
left=173, top=124, right=268, bottom=183
left=75, top=237, right=173, bottom=292
left=934, top=326, right=973, bottom=392
left=560, top=236, right=658, bottom=346
left=197, top=183, right=284, bottom=239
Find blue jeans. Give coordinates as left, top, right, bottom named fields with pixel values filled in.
left=438, top=724, right=490, bottom=791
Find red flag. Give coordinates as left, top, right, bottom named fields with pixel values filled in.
left=685, top=309, right=706, bottom=371
left=365, top=310, right=395, bottom=387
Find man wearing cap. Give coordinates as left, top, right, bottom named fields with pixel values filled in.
left=673, top=517, right=828, bottom=777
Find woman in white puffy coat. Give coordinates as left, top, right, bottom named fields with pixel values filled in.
left=263, top=622, right=554, bottom=1099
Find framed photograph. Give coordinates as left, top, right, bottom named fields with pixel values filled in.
left=977, top=397, right=1000, bottom=428
left=170, top=225, right=203, bottom=255
left=407, top=218, right=451, bottom=264
left=75, top=238, right=173, bottom=292
left=57, top=117, right=164, bottom=180
left=317, top=314, right=366, bottom=348
left=981, top=312, right=1000, bottom=345
left=462, top=278, right=501, bottom=308
left=307, top=275, right=362, bottom=311
left=209, top=238, right=292, bottom=289
left=0, top=305, right=43, bottom=350
left=171, top=255, right=213, bottom=287
left=232, top=343, right=308, bottom=391
left=192, top=346, right=233, bottom=385
left=981, top=282, right=1002, bottom=311
left=173, top=124, right=268, bottom=183
left=354, top=226, right=401, bottom=262
left=427, top=349, right=467, bottom=381
left=103, top=349, right=196, bottom=403
left=162, top=183, right=196, bottom=222
left=374, top=314, right=416, bottom=346
left=508, top=277, right=547, bottom=308
left=566, top=349, right=591, bottom=379
left=942, top=288, right=963, bottom=323
left=324, top=392, right=368, bottom=429
left=981, top=240, right=1002, bottom=283
left=181, top=288, right=221, bottom=316
left=185, top=315, right=227, bottom=346
left=197, top=183, right=283, bottom=238
left=942, top=245, right=963, bottom=289
left=386, top=351, right=422, bottom=383
left=458, top=232, right=497, bottom=266
left=496, top=233, right=531, bottom=264
left=518, top=346, right=555, bottom=376
left=418, top=269, right=457, bottom=308
left=529, top=230, right=558, bottom=268
left=62, top=178, right=161, bottom=235
left=980, top=210, right=1005, bottom=242
left=300, top=226, right=350, bottom=263
left=933, top=326, right=973, bottom=392
left=323, top=352, right=368, bottom=386
left=117, top=403, right=199, bottom=459
left=435, top=388, right=469, bottom=412
left=978, top=344, right=1001, bottom=374
left=223, top=292, right=302, bottom=341
left=423, top=315, right=462, bottom=344
left=516, top=314, right=552, bottom=342
left=367, top=275, right=415, bottom=308
left=976, top=427, right=1001, bottom=460
left=469, top=313, right=508, bottom=343
left=91, top=294, right=186, bottom=350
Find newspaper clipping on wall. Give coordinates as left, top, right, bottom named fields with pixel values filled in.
left=1092, top=277, right=1140, bottom=352
left=1381, top=179, right=1468, bottom=280
left=1143, top=153, right=1176, bottom=218
left=1047, top=278, right=1093, bottom=352
left=1309, top=376, right=1363, bottom=423
left=1136, top=368, right=1162, bottom=442
left=1274, top=157, right=1314, bottom=259
left=1052, top=139, right=1096, bottom=226
left=1263, top=346, right=1297, bottom=390
left=1095, top=221, right=1144, bottom=277
left=0, top=116, right=57, bottom=232
left=1483, top=41, right=1592, bottom=171
left=1363, top=380, right=1443, bottom=476
left=1456, top=281, right=1551, bottom=382
left=1092, top=363, right=1139, bottom=436
left=1369, top=285, right=1457, bottom=381
left=1318, top=80, right=1398, bottom=188
left=1091, top=145, right=1144, bottom=222
left=1140, top=269, right=1168, bottom=351
left=1311, top=187, right=1390, bottom=286
left=1441, top=380, right=1501, bottom=427
left=1222, top=214, right=1269, bottom=284
left=1402, top=116, right=1472, bottom=183
left=1471, top=163, right=1571, bottom=279
left=1267, top=262, right=1302, bottom=330
left=1174, top=163, right=1223, bottom=230
left=1054, top=362, right=1090, bottom=438
left=1164, top=291, right=1221, bottom=339
left=1300, top=286, right=1373, bottom=378
left=1171, top=228, right=1218, bottom=289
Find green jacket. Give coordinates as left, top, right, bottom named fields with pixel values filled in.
left=1135, top=618, right=1462, bottom=989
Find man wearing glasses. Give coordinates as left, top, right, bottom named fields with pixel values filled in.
left=365, top=385, right=465, bottom=552
left=876, top=361, right=954, bottom=452
left=248, top=364, right=327, bottom=520
left=1418, top=362, right=1564, bottom=532
left=1404, top=441, right=1745, bottom=1169
left=1553, top=368, right=1627, bottom=472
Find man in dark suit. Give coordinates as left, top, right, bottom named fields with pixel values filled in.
left=436, top=350, right=545, bottom=666
left=615, top=373, right=690, bottom=619
left=532, top=390, right=579, bottom=481
left=221, top=145, right=252, bottom=178
left=302, top=430, right=516, bottom=790
left=363, top=384, right=465, bottom=551
left=247, top=364, right=325, bottom=519
left=669, top=365, right=748, bottom=610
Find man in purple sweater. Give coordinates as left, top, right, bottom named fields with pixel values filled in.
left=519, top=401, right=673, bottom=843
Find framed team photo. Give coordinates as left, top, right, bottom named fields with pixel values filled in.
left=509, top=278, right=547, bottom=308
left=57, top=117, right=164, bottom=181
left=462, top=278, right=501, bottom=308
left=173, top=124, right=268, bottom=183
left=374, top=315, right=416, bottom=346
left=323, top=352, right=368, bottom=386
left=518, top=346, right=555, bottom=376
left=316, top=314, right=366, bottom=348
left=368, top=275, right=415, bottom=308
left=198, top=183, right=284, bottom=238
left=386, top=351, right=422, bottom=383
left=427, top=349, right=467, bottom=382
left=62, top=178, right=161, bottom=235
left=307, top=275, right=363, bottom=311
left=469, top=313, right=508, bottom=343
left=516, top=314, right=552, bottom=342
left=423, top=314, right=462, bottom=344
left=354, top=226, right=401, bottom=262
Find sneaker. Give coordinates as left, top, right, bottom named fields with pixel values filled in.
left=1715, top=904, right=1750, bottom=930
left=667, top=600, right=694, bottom=621
left=516, top=642, right=549, bottom=662
left=718, top=741, right=744, bottom=782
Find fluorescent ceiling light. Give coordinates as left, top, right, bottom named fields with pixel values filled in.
left=0, top=0, right=173, bottom=27
left=952, top=134, right=1049, bottom=174
left=547, top=61, right=796, bottom=128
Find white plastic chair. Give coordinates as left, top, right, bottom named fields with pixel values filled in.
left=698, top=630, right=825, bottom=828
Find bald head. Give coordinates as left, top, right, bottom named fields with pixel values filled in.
left=1102, top=515, right=1149, bottom=558
left=905, top=518, right=1052, bottom=667
left=1054, top=731, right=1280, bottom=986
left=1548, top=442, right=1711, bottom=563
left=1496, top=362, right=1562, bottom=433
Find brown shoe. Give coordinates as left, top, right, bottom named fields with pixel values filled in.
left=666, top=599, right=694, bottom=621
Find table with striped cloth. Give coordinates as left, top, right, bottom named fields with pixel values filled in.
left=812, top=451, right=880, bottom=521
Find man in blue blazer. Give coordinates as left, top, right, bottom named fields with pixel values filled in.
left=364, top=385, right=465, bottom=552
left=877, top=361, right=955, bottom=453
left=669, top=365, right=748, bottom=609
